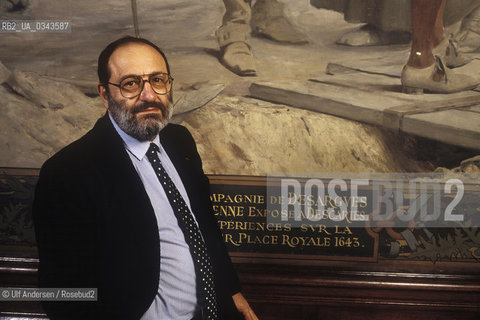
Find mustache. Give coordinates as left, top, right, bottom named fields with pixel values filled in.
left=131, top=101, right=169, bottom=114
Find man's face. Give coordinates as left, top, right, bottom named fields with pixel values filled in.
left=101, top=43, right=173, bottom=141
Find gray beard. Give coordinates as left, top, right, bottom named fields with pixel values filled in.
left=107, top=94, right=173, bottom=141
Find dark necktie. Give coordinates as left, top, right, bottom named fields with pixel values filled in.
left=146, top=143, right=218, bottom=320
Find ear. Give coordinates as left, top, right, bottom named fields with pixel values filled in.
left=97, top=83, right=109, bottom=110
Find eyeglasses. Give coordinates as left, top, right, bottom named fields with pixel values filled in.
left=105, top=72, right=174, bottom=98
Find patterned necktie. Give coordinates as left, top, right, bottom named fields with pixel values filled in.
left=146, top=143, right=218, bottom=320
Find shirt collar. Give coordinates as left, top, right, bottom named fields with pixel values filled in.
left=108, top=113, right=161, bottom=161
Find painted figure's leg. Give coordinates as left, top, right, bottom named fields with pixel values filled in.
left=407, top=0, right=444, bottom=69
left=408, top=0, right=470, bottom=68
left=216, top=0, right=256, bottom=76
left=250, top=0, right=308, bottom=44
left=401, top=0, right=479, bottom=93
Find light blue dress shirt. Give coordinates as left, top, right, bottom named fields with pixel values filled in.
left=109, top=115, right=197, bottom=320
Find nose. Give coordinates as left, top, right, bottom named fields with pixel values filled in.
left=138, top=80, right=157, bottom=101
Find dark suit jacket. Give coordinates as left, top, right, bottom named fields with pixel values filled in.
left=33, top=115, right=242, bottom=319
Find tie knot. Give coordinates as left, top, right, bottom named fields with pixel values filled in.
left=148, top=143, right=160, bottom=155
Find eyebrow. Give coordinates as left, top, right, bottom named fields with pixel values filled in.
left=119, top=72, right=168, bottom=82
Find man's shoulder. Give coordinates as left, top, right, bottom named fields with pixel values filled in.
left=161, top=123, right=196, bottom=145
left=41, top=116, right=113, bottom=174
left=161, top=123, right=192, bottom=136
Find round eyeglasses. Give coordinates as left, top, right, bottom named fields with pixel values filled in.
left=105, top=72, right=174, bottom=98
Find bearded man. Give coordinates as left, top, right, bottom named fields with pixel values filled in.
left=33, top=36, right=257, bottom=320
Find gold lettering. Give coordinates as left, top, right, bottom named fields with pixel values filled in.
left=271, top=235, right=278, bottom=245
left=282, top=235, right=331, bottom=248
left=257, top=195, right=265, bottom=204
left=238, top=233, right=248, bottom=243
left=316, top=195, right=325, bottom=207
left=314, top=224, right=331, bottom=234
left=342, top=196, right=351, bottom=207
left=224, top=233, right=240, bottom=246
left=266, top=223, right=285, bottom=232
left=255, top=222, right=265, bottom=231
left=217, top=205, right=244, bottom=217
left=335, top=226, right=353, bottom=234
left=359, top=196, right=368, bottom=208
left=234, top=221, right=246, bottom=230
left=210, top=193, right=225, bottom=202
left=270, top=209, right=280, bottom=218
left=219, top=220, right=228, bottom=229
left=212, top=193, right=265, bottom=204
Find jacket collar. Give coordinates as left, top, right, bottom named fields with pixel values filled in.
left=92, top=113, right=187, bottom=183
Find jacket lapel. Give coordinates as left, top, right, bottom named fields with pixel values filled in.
left=92, top=114, right=160, bottom=235
left=159, top=125, right=201, bottom=212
